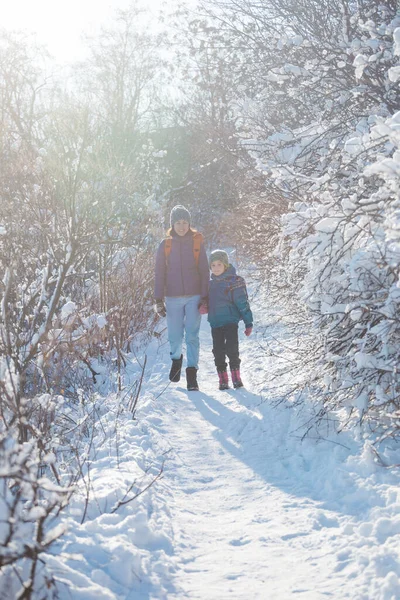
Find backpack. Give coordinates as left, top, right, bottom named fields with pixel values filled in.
left=164, top=232, right=204, bottom=268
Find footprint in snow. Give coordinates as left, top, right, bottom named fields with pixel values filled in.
left=195, top=475, right=214, bottom=484
left=229, top=537, right=251, bottom=546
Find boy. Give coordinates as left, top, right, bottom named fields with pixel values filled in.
left=200, top=250, right=253, bottom=390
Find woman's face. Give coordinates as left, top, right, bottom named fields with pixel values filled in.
left=174, top=219, right=190, bottom=236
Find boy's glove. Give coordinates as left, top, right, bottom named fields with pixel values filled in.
left=155, top=299, right=166, bottom=317
left=199, top=297, right=208, bottom=315
left=244, top=326, right=253, bottom=337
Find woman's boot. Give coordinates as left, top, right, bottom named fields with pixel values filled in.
left=186, top=367, right=199, bottom=391
left=218, top=370, right=229, bottom=390
left=169, top=354, right=183, bottom=382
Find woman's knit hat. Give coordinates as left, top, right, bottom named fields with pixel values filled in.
left=209, top=249, right=229, bottom=269
left=170, top=205, right=191, bottom=228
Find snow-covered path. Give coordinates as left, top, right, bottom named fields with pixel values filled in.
left=53, top=318, right=400, bottom=600
left=142, top=317, right=395, bottom=600
left=149, top=352, right=348, bottom=600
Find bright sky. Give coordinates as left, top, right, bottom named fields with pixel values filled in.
left=0, top=0, right=137, bottom=63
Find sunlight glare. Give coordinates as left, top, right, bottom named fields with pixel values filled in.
left=1, top=0, right=141, bottom=63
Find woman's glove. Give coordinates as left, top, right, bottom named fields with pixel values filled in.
left=155, top=299, right=166, bottom=317
left=199, top=297, right=208, bottom=315
left=244, top=326, right=253, bottom=337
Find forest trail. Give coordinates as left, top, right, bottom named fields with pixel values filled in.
left=145, top=323, right=357, bottom=600
left=50, top=317, right=400, bottom=600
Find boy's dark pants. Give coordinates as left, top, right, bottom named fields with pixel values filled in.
left=211, top=323, right=241, bottom=372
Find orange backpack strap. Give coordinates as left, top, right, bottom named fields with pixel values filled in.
left=164, top=237, right=172, bottom=263
left=192, top=232, right=204, bottom=268
left=164, top=232, right=204, bottom=268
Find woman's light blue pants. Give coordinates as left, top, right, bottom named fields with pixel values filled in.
left=165, top=295, right=201, bottom=369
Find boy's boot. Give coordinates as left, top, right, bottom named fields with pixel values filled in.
left=169, top=354, right=183, bottom=382
left=186, top=367, right=199, bottom=391
left=218, top=370, right=229, bottom=390
left=230, top=368, right=244, bottom=389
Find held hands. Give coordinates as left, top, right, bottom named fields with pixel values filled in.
left=199, top=297, right=208, bottom=315
left=244, top=326, right=253, bottom=337
left=155, top=299, right=166, bottom=318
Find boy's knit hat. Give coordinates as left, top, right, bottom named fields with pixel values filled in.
left=209, top=249, right=229, bottom=268
left=170, top=205, right=191, bottom=228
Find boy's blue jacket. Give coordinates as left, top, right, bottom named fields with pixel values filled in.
left=207, top=265, right=253, bottom=329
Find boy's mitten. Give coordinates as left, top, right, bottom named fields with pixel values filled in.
left=155, top=299, right=166, bottom=317
left=244, top=326, right=253, bottom=337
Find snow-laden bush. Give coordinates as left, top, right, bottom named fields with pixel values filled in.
left=0, top=424, right=72, bottom=599
left=277, top=107, right=400, bottom=434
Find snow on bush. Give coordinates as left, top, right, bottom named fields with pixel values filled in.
left=0, top=425, right=72, bottom=599
left=223, top=1, right=400, bottom=436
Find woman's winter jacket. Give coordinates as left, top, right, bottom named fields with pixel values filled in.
left=154, top=230, right=209, bottom=299
left=207, top=265, right=253, bottom=329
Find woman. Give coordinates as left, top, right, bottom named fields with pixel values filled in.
left=154, top=205, right=209, bottom=391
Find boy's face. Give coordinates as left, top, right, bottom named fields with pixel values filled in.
left=210, top=260, right=226, bottom=276
left=174, top=219, right=190, bottom=236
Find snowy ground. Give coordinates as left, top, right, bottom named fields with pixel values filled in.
left=48, top=307, right=400, bottom=600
